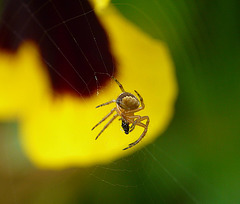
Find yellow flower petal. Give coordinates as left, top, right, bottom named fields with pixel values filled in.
left=90, top=0, right=110, bottom=12
left=0, top=4, right=177, bottom=168
left=0, top=42, right=50, bottom=120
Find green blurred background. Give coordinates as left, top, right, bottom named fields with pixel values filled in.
left=0, top=0, right=240, bottom=203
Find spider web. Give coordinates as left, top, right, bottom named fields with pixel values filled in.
left=0, top=0, right=224, bottom=203
left=0, top=0, right=116, bottom=98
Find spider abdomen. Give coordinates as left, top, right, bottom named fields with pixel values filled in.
left=116, top=92, right=140, bottom=110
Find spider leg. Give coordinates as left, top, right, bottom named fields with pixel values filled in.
left=111, top=76, right=125, bottom=92
left=129, top=121, right=137, bottom=132
left=134, top=90, right=145, bottom=109
left=126, top=115, right=141, bottom=132
left=96, top=100, right=116, bottom=108
left=123, top=116, right=150, bottom=150
left=92, top=108, right=116, bottom=131
left=130, top=122, right=147, bottom=133
left=95, top=114, right=118, bottom=140
left=134, top=90, right=144, bottom=106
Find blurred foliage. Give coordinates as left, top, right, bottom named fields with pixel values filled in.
left=0, top=0, right=240, bottom=203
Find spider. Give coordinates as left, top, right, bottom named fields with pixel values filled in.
left=92, top=77, right=150, bottom=150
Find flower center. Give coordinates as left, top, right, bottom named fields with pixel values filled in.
left=0, top=0, right=116, bottom=97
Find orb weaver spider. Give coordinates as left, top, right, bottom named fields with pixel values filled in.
left=92, top=77, right=150, bottom=150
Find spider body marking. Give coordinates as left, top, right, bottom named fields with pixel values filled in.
left=92, top=77, right=150, bottom=150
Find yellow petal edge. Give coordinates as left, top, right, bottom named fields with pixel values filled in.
left=91, top=0, right=110, bottom=11
left=0, top=5, right=177, bottom=168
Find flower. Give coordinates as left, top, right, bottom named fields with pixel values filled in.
left=0, top=0, right=177, bottom=168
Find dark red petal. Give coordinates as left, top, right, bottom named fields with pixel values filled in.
left=0, top=0, right=116, bottom=96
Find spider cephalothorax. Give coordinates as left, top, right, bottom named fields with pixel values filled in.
left=92, top=77, right=150, bottom=150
